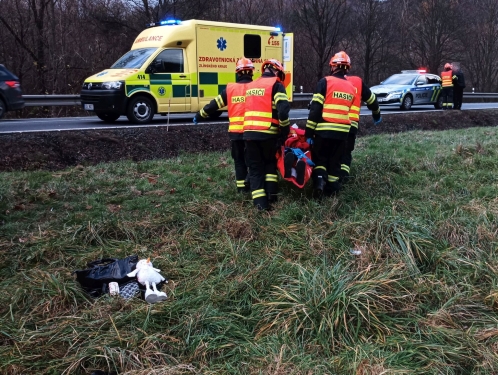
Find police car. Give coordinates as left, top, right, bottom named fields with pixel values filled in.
left=370, top=70, right=443, bottom=110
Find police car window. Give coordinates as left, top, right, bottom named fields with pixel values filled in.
left=244, top=35, right=261, bottom=59
left=382, top=74, right=417, bottom=85
left=153, top=49, right=184, bottom=73
left=111, top=48, right=157, bottom=69
left=416, top=76, right=427, bottom=85
left=427, top=75, right=441, bottom=84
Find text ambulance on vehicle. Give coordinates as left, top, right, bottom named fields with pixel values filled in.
left=80, top=19, right=294, bottom=124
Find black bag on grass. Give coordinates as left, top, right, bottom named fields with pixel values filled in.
left=74, top=255, right=138, bottom=298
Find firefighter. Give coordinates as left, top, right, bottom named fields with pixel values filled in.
left=305, top=51, right=356, bottom=197
left=440, top=63, right=454, bottom=109
left=244, top=59, right=290, bottom=210
left=194, top=58, right=255, bottom=193
left=340, top=74, right=382, bottom=183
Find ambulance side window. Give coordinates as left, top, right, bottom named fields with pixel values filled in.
left=151, top=49, right=184, bottom=73
left=244, top=35, right=261, bottom=59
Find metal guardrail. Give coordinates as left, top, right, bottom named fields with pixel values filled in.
left=23, top=95, right=81, bottom=106
left=22, top=92, right=498, bottom=107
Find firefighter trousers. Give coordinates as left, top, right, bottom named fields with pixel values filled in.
left=441, top=87, right=453, bottom=109
left=245, top=138, right=278, bottom=210
left=340, top=127, right=358, bottom=182
left=231, top=139, right=249, bottom=192
left=311, top=135, right=346, bottom=195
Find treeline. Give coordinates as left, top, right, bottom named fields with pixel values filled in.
left=1, top=0, right=497, bottom=95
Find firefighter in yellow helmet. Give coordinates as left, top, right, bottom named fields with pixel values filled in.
left=194, top=58, right=255, bottom=193
left=243, top=58, right=290, bottom=210
left=306, top=51, right=356, bottom=197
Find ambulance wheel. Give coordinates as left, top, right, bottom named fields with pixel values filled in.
left=96, top=112, right=120, bottom=123
left=127, top=95, right=154, bottom=124
left=209, top=111, right=223, bottom=119
left=434, top=96, right=444, bottom=110
left=400, top=94, right=413, bottom=110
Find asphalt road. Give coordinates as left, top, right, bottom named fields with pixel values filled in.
left=1, top=103, right=498, bottom=134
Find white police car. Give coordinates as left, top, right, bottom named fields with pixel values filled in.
left=370, top=70, right=443, bottom=110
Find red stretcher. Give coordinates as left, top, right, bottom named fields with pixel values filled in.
left=276, top=146, right=313, bottom=189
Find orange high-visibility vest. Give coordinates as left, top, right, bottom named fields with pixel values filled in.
left=316, top=76, right=355, bottom=133
left=345, top=76, right=362, bottom=129
left=226, top=83, right=248, bottom=133
left=441, top=70, right=453, bottom=87
left=243, top=77, right=279, bottom=135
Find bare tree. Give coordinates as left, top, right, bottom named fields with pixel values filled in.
left=348, top=0, right=397, bottom=86
left=398, top=0, right=463, bottom=74
left=462, top=0, right=498, bottom=91
left=291, top=0, right=351, bottom=82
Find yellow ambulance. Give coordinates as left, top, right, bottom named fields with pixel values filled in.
left=80, top=19, right=294, bottom=124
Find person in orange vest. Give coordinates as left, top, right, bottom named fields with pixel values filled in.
left=305, top=51, right=356, bottom=197
left=340, top=74, right=382, bottom=183
left=244, top=59, right=290, bottom=210
left=194, top=58, right=255, bottom=193
left=440, top=63, right=454, bottom=109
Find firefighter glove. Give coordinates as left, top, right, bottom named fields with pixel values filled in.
left=193, top=113, right=202, bottom=125
left=373, top=116, right=382, bottom=125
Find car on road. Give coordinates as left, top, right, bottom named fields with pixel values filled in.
left=0, top=64, right=25, bottom=119
left=370, top=70, right=443, bottom=110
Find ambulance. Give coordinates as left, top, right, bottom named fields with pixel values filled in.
left=80, top=19, right=294, bottom=124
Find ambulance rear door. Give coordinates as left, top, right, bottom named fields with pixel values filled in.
left=264, top=33, right=293, bottom=101
left=282, top=33, right=294, bottom=102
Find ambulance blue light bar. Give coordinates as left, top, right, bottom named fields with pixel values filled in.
left=160, top=19, right=182, bottom=25
left=146, top=19, right=182, bottom=28
left=275, top=27, right=281, bottom=32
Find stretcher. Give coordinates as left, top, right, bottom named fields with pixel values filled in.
left=276, top=146, right=314, bottom=189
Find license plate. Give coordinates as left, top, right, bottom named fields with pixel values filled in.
left=378, top=98, right=385, bottom=102
left=84, top=104, right=94, bottom=110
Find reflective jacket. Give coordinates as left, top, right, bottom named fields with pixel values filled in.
left=441, top=70, right=453, bottom=87
left=244, top=74, right=290, bottom=140
left=226, top=83, right=248, bottom=134
left=346, top=76, right=380, bottom=131
left=306, top=74, right=355, bottom=140
left=199, top=75, right=252, bottom=140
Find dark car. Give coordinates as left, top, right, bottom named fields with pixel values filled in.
left=0, top=64, right=25, bottom=119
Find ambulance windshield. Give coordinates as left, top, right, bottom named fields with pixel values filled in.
left=111, top=48, right=157, bottom=69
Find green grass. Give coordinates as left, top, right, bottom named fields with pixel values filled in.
left=1, top=126, right=498, bottom=374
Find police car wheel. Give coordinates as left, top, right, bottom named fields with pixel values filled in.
left=127, top=96, right=154, bottom=124
left=0, top=98, right=5, bottom=119
left=96, top=112, right=120, bottom=123
left=400, top=94, right=413, bottom=110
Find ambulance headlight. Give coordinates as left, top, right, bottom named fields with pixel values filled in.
left=102, top=81, right=123, bottom=90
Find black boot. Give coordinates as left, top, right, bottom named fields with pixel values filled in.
left=295, top=159, right=306, bottom=185
left=284, top=152, right=295, bottom=178
left=313, top=176, right=326, bottom=199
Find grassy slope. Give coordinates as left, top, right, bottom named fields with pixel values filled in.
left=1, top=126, right=497, bottom=375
